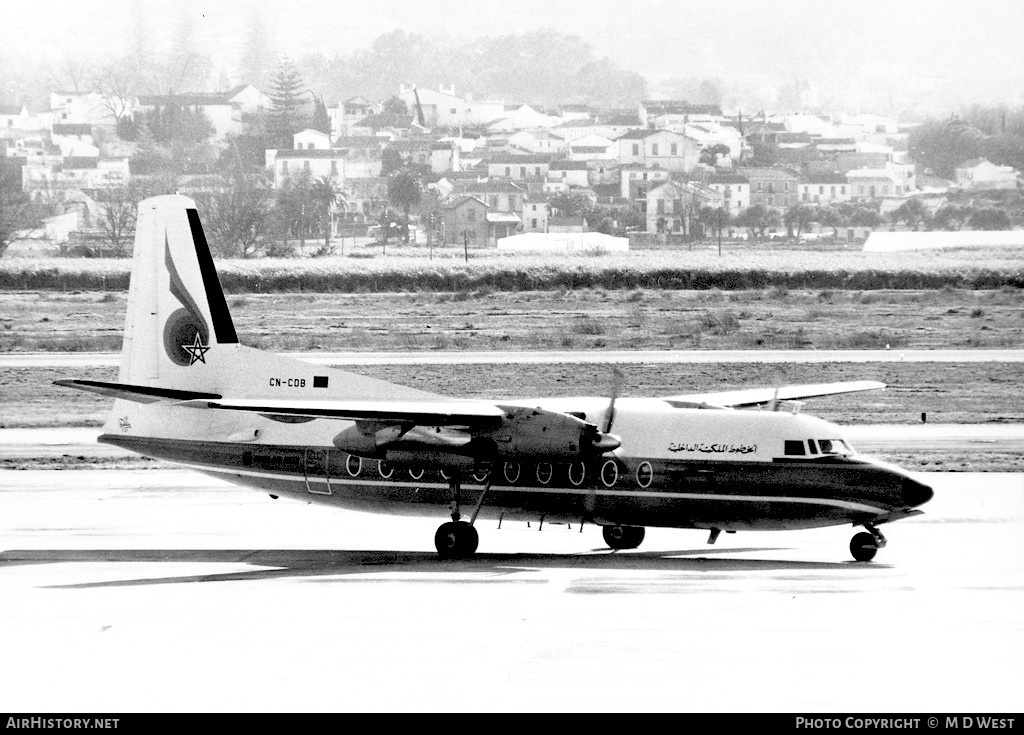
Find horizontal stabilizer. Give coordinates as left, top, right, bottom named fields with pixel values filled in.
left=174, top=397, right=507, bottom=427
left=665, top=380, right=885, bottom=409
left=54, top=379, right=222, bottom=404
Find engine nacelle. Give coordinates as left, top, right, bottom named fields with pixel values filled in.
left=483, top=405, right=619, bottom=461
left=332, top=407, right=619, bottom=465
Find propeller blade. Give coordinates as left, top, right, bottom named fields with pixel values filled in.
left=603, top=368, right=623, bottom=434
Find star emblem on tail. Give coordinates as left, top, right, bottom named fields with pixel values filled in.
left=182, top=333, right=210, bottom=365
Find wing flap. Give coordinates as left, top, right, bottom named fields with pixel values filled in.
left=664, top=380, right=885, bottom=408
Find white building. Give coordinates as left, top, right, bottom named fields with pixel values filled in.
left=955, top=158, right=1019, bottom=190
left=396, top=85, right=505, bottom=129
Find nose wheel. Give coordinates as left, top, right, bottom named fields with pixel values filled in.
left=850, top=523, right=887, bottom=562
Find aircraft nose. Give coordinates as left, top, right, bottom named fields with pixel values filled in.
left=902, top=476, right=934, bottom=507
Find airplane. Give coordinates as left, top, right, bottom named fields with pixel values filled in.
left=56, top=195, right=933, bottom=562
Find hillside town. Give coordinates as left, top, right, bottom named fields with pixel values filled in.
left=1, top=62, right=1022, bottom=257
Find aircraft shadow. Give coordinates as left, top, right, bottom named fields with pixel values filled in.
left=0, top=547, right=877, bottom=589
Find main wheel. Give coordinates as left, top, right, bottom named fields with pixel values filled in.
left=602, top=524, right=646, bottom=550
left=850, top=531, right=879, bottom=562
left=434, top=521, right=479, bottom=559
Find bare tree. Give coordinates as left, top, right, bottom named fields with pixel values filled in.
left=95, top=186, right=141, bottom=257
left=93, top=59, right=136, bottom=125
left=47, top=57, right=94, bottom=94
left=203, top=176, right=273, bottom=258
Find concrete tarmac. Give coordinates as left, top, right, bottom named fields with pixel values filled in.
left=0, top=468, right=1021, bottom=712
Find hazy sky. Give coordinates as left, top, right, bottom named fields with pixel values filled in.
left=3, top=0, right=1023, bottom=110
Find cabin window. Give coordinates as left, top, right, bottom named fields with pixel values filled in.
left=346, top=455, right=362, bottom=476
left=503, top=462, right=521, bottom=484
left=784, top=440, right=806, bottom=456
left=600, top=460, right=619, bottom=487
left=409, top=467, right=425, bottom=480
left=536, top=463, right=553, bottom=485
left=378, top=460, right=394, bottom=479
left=568, top=462, right=586, bottom=487
left=636, top=461, right=653, bottom=488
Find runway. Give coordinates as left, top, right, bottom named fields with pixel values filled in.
left=0, top=467, right=1021, bottom=712
left=3, top=348, right=1024, bottom=368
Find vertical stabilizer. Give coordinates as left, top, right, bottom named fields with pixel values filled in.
left=120, top=195, right=238, bottom=390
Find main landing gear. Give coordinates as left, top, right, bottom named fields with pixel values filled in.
left=850, top=523, right=887, bottom=562
left=434, top=472, right=492, bottom=559
left=602, top=524, right=646, bottom=550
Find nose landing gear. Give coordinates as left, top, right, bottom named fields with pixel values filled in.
left=850, top=523, right=887, bottom=562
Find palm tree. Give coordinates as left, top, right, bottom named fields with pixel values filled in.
left=310, top=176, right=348, bottom=255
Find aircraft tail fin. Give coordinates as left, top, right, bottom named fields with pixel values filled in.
left=119, top=195, right=238, bottom=391
left=102, top=194, right=441, bottom=404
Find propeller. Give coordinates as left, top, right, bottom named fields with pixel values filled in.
left=591, top=367, right=623, bottom=454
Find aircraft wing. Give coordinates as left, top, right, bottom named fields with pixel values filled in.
left=663, top=380, right=885, bottom=408
left=55, top=379, right=506, bottom=427
left=174, top=397, right=507, bottom=428
left=54, top=379, right=221, bottom=404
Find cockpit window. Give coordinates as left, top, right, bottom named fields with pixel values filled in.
left=784, top=440, right=806, bottom=456
left=818, top=439, right=852, bottom=455
left=807, top=439, right=818, bottom=454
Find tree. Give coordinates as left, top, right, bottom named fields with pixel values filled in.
left=735, top=204, right=780, bottom=240
left=381, top=96, right=408, bottom=115
left=0, top=159, right=39, bottom=258
left=548, top=192, right=594, bottom=219
left=93, top=58, right=136, bottom=126
left=891, top=198, right=930, bottom=231
left=311, top=94, right=331, bottom=136
left=94, top=185, right=144, bottom=257
left=849, top=206, right=883, bottom=228
left=239, top=10, right=275, bottom=89
left=0, top=192, right=38, bottom=259
left=968, top=208, right=1012, bottom=230
left=932, top=204, right=973, bottom=231
left=47, top=56, right=93, bottom=94
left=309, top=176, right=347, bottom=255
left=201, top=175, right=273, bottom=258
left=273, top=171, right=316, bottom=251
left=387, top=171, right=422, bottom=243
left=818, top=204, right=850, bottom=238
left=783, top=203, right=816, bottom=239
left=699, top=206, right=731, bottom=254
left=909, top=117, right=986, bottom=179
left=268, top=57, right=308, bottom=149
left=699, top=143, right=731, bottom=167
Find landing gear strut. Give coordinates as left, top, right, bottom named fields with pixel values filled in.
left=434, top=471, right=491, bottom=559
left=602, top=524, right=646, bottom=550
left=850, top=523, right=887, bottom=562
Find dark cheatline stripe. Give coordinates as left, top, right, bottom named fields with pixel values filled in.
left=186, top=208, right=238, bottom=344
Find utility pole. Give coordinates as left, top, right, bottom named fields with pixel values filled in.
left=463, top=231, right=468, bottom=262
